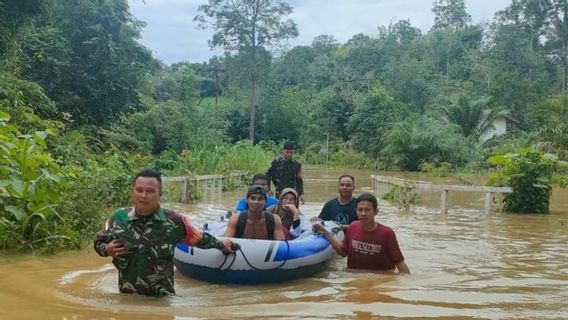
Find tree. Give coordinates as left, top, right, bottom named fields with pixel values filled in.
left=442, top=95, right=508, bottom=139
left=432, top=0, right=472, bottom=31
left=0, top=0, right=46, bottom=60
left=348, top=85, right=407, bottom=157
left=495, top=0, right=550, bottom=52
left=530, top=95, right=568, bottom=152
left=195, top=0, right=298, bottom=143
left=18, top=0, right=157, bottom=126
left=381, top=116, right=480, bottom=171
left=311, top=34, right=339, bottom=55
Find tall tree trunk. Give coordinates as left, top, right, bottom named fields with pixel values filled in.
left=249, top=39, right=258, bottom=143
left=249, top=75, right=257, bottom=142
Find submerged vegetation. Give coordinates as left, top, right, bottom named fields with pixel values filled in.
left=1, top=0, right=568, bottom=252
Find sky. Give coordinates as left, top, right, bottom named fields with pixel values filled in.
left=128, top=0, right=512, bottom=64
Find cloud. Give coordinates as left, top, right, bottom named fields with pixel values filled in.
left=129, top=0, right=512, bottom=64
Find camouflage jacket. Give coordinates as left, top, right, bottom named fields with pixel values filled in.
left=94, top=207, right=222, bottom=296
left=267, top=157, right=304, bottom=197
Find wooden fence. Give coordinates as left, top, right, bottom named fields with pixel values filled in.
left=371, top=175, right=512, bottom=215
left=162, top=172, right=245, bottom=203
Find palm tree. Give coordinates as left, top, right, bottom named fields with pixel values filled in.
left=530, top=96, right=568, bottom=151
left=442, top=95, right=508, bottom=139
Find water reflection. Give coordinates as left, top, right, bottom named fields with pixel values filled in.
left=1, top=167, right=567, bottom=319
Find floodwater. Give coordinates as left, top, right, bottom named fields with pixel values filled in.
left=1, top=167, right=567, bottom=320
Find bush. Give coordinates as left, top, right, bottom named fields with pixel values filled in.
left=488, top=148, right=568, bottom=213
left=0, top=112, right=72, bottom=253
left=299, top=140, right=375, bottom=168
left=380, top=116, right=481, bottom=171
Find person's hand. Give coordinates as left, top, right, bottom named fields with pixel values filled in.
left=312, top=223, right=328, bottom=236
left=309, top=216, right=320, bottom=223
left=286, top=204, right=301, bottom=220
left=299, top=196, right=305, bottom=205
left=221, top=239, right=235, bottom=254
left=105, top=239, right=127, bottom=258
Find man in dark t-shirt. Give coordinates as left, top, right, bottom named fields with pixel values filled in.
left=313, top=175, right=358, bottom=229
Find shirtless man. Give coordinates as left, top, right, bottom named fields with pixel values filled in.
left=225, top=185, right=285, bottom=240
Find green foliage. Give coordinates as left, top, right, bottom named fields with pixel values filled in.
left=420, top=162, right=452, bottom=177
left=382, top=186, right=419, bottom=209
left=432, top=0, right=472, bottom=30
left=170, top=140, right=273, bottom=178
left=0, top=112, right=71, bottom=252
left=488, top=148, right=567, bottom=213
left=529, top=95, right=568, bottom=154
left=123, top=101, right=195, bottom=154
left=349, top=85, right=407, bottom=157
left=56, top=151, right=152, bottom=243
left=380, top=116, right=481, bottom=171
left=196, top=0, right=299, bottom=142
left=299, top=141, right=374, bottom=169
left=0, top=72, right=60, bottom=132
left=442, top=95, right=508, bottom=139
left=16, top=0, right=157, bottom=126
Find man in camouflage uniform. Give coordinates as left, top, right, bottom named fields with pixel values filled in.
left=267, top=140, right=304, bottom=201
left=94, top=169, right=234, bottom=296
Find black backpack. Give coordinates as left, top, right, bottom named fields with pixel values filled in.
left=234, top=211, right=275, bottom=240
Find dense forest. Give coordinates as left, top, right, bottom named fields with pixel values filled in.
left=1, top=0, right=567, bottom=252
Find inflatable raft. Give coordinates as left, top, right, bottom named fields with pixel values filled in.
left=174, top=219, right=344, bottom=284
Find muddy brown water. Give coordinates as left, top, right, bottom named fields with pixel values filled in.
left=1, top=167, right=567, bottom=319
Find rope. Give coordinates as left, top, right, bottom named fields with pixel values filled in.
left=238, top=240, right=290, bottom=271
left=214, top=240, right=291, bottom=271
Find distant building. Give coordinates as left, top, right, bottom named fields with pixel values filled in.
left=479, top=112, right=518, bottom=143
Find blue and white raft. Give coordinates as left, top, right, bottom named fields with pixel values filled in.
left=173, top=219, right=344, bottom=284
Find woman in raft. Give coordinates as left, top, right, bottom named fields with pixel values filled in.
left=267, top=187, right=306, bottom=240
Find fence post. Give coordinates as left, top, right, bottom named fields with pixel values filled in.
left=401, top=186, right=412, bottom=211
left=441, top=189, right=448, bottom=215
left=484, top=192, right=492, bottom=215
left=181, top=178, right=188, bottom=203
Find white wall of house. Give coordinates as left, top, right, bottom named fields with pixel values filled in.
left=480, top=117, right=507, bottom=143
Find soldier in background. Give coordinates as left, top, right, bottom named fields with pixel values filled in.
left=267, top=140, right=304, bottom=203
left=94, top=169, right=234, bottom=296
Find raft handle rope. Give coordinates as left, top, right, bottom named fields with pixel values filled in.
left=217, top=240, right=291, bottom=271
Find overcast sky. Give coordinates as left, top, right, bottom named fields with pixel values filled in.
left=129, top=0, right=512, bottom=64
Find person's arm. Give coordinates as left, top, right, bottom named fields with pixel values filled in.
left=296, top=162, right=304, bottom=199
left=396, top=261, right=410, bottom=274
left=290, top=214, right=305, bottom=237
left=284, top=205, right=304, bottom=237
left=312, top=224, right=347, bottom=256
left=93, top=219, right=113, bottom=257
left=180, top=215, right=233, bottom=254
left=266, top=160, right=277, bottom=193
left=386, top=228, right=409, bottom=274
left=273, top=215, right=286, bottom=240
left=224, top=214, right=239, bottom=238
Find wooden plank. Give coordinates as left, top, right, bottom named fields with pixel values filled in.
left=162, top=172, right=245, bottom=183
left=415, top=183, right=512, bottom=193
left=371, top=175, right=512, bottom=193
